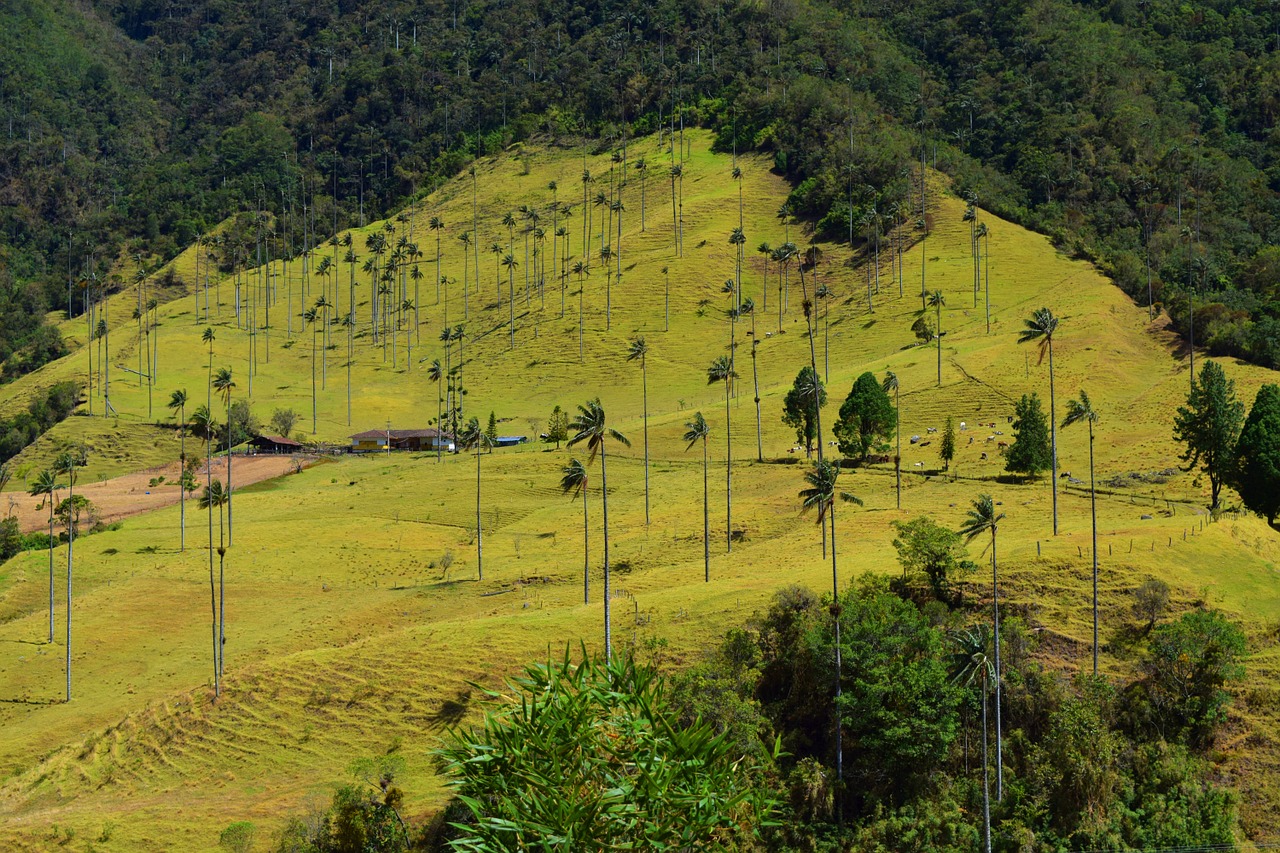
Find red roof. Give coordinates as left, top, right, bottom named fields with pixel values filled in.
left=350, top=428, right=449, bottom=441
left=252, top=434, right=305, bottom=447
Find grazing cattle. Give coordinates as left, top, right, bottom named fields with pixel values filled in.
left=1060, top=471, right=1072, bottom=478
left=968, top=436, right=974, bottom=445
left=927, top=426, right=938, bottom=434
left=980, top=452, right=988, bottom=461
left=910, top=435, right=922, bottom=444
left=997, top=441, right=1009, bottom=453
left=913, top=462, right=923, bottom=467
left=960, top=421, right=967, bottom=430
left=919, top=440, right=931, bottom=447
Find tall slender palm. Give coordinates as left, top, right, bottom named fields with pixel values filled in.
left=1063, top=390, right=1101, bottom=674
left=54, top=448, right=84, bottom=702
left=29, top=468, right=61, bottom=643
left=198, top=479, right=228, bottom=697
left=960, top=494, right=1006, bottom=800
left=756, top=242, right=772, bottom=310
left=1018, top=307, right=1062, bottom=534
left=978, top=222, right=991, bottom=334
left=798, top=459, right=863, bottom=803
left=883, top=371, right=901, bottom=509
left=502, top=253, right=518, bottom=348
left=707, top=355, right=738, bottom=552
left=567, top=399, right=630, bottom=660
left=927, top=289, right=946, bottom=386
left=742, top=297, right=763, bottom=462
left=458, top=231, right=472, bottom=320
left=427, top=359, right=444, bottom=462
left=212, top=367, right=235, bottom=674
left=429, top=215, right=444, bottom=305
left=950, top=624, right=995, bottom=853
left=560, top=459, right=590, bottom=604
left=572, top=261, right=590, bottom=360
left=168, top=389, right=189, bottom=550
left=626, top=337, right=651, bottom=526
left=304, top=307, right=320, bottom=433
left=683, top=412, right=711, bottom=582
left=458, top=417, right=494, bottom=580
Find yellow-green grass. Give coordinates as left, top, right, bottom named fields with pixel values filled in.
left=0, top=132, right=1279, bottom=848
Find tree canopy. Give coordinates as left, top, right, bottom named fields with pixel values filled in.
left=1232, top=384, right=1280, bottom=523
left=833, top=371, right=896, bottom=463
left=1006, top=393, right=1052, bottom=478
left=1173, top=361, right=1244, bottom=509
left=782, top=367, right=827, bottom=456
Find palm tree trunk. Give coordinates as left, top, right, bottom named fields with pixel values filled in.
left=1089, top=420, right=1098, bottom=675
left=66, top=472, right=74, bottom=702
left=984, top=230, right=991, bottom=334
left=601, top=444, right=612, bottom=660
left=436, top=380, right=443, bottom=463
left=725, top=383, right=732, bottom=552
left=992, top=529, right=1003, bottom=801
left=180, top=406, right=185, bottom=551
left=895, top=391, right=902, bottom=509
left=475, top=448, right=483, bottom=581
left=982, top=673, right=992, bottom=853
left=642, top=361, right=650, bottom=526
left=226, top=405, right=233, bottom=547
left=752, top=340, right=763, bottom=463
left=936, top=301, right=943, bottom=386
left=831, top=503, right=843, bottom=818
left=582, top=489, right=590, bottom=604
left=702, top=438, right=709, bottom=582
left=48, top=504, right=54, bottom=643
left=1049, top=340, right=1058, bottom=535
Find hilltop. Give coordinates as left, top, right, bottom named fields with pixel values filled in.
left=0, top=133, right=1278, bottom=849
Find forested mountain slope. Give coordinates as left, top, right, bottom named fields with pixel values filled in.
left=3, top=0, right=1279, bottom=380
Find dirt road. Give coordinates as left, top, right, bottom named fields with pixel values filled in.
left=3, top=455, right=320, bottom=534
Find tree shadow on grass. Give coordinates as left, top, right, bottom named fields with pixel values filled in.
left=430, top=689, right=473, bottom=728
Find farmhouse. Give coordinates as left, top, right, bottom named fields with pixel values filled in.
left=349, top=428, right=455, bottom=453
left=248, top=434, right=306, bottom=455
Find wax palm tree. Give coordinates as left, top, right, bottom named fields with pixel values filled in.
left=742, top=297, right=763, bottom=462
left=662, top=266, right=670, bottom=332
left=708, top=355, right=738, bottom=552
left=198, top=479, right=228, bottom=696
left=303, top=306, right=320, bottom=433
left=626, top=337, right=651, bottom=526
left=560, top=459, right=590, bottom=604
left=427, top=359, right=444, bottom=462
left=927, top=289, right=946, bottom=386
left=1019, top=308, right=1063, bottom=535
left=567, top=399, right=631, bottom=660
left=978, top=222, right=991, bottom=333
left=459, top=231, right=472, bottom=320
left=168, top=389, right=189, bottom=550
left=883, top=371, right=902, bottom=509
left=429, top=216, right=444, bottom=305
left=669, top=163, right=682, bottom=256
left=458, top=417, right=494, bottom=580
left=756, top=242, right=772, bottom=311
left=683, top=412, right=711, bottom=582
left=502, top=253, right=518, bottom=348
left=54, top=448, right=84, bottom=702
left=212, top=368, right=236, bottom=549
left=634, top=157, right=647, bottom=230
left=798, top=458, right=863, bottom=797
left=950, top=624, right=995, bottom=853
left=1063, top=390, right=1101, bottom=674
left=959, top=494, right=1006, bottom=800
left=29, top=468, right=61, bottom=643
left=572, top=260, right=590, bottom=360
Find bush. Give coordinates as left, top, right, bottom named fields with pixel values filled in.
left=434, top=649, right=779, bottom=849
left=1125, top=610, right=1246, bottom=749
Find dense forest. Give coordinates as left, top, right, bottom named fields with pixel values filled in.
left=2, top=0, right=1278, bottom=378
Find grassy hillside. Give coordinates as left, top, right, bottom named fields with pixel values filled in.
left=1, top=133, right=1278, bottom=849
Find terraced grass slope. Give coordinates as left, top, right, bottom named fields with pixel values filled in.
left=1, top=132, right=1278, bottom=849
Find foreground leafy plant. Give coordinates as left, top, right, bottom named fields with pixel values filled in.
left=435, top=649, right=779, bottom=851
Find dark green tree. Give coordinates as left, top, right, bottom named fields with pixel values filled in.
left=782, top=366, right=827, bottom=457
left=546, top=405, right=569, bottom=449
left=891, top=516, right=974, bottom=600
left=833, top=371, right=896, bottom=463
left=1173, top=361, right=1244, bottom=510
left=1005, top=393, right=1052, bottom=479
left=1231, top=384, right=1280, bottom=522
